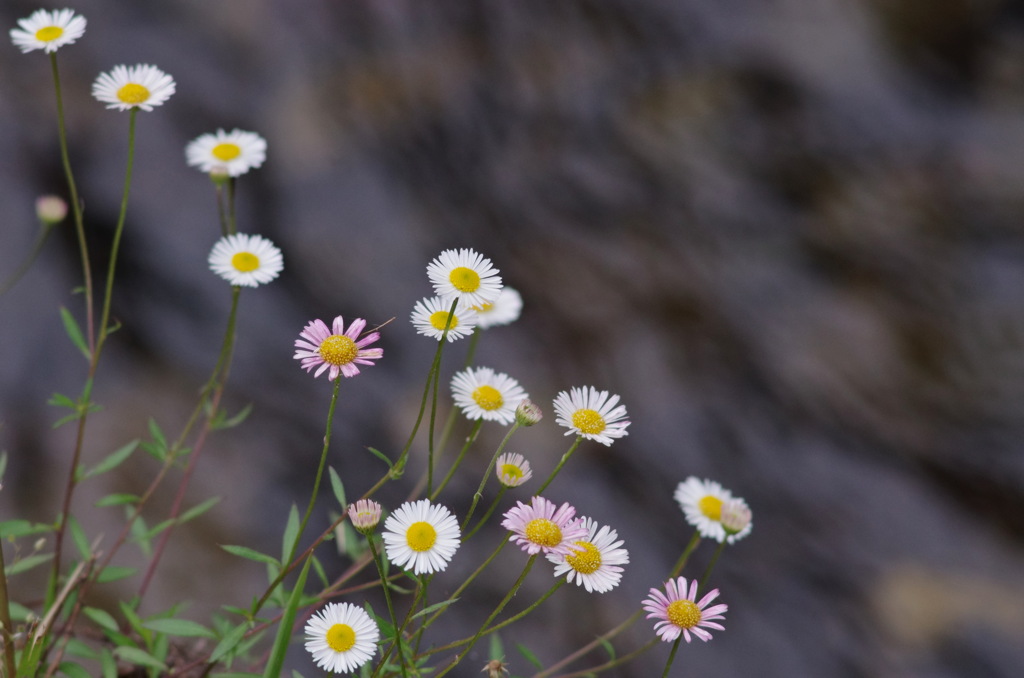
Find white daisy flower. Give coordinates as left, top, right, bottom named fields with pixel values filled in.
left=472, top=286, right=522, bottom=329
left=10, top=9, right=86, bottom=54
left=92, top=64, right=175, bottom=112
left=207, top=233, right=283, bottom=287
left=427, top=248, right=502, bottom=308
left=382, top=499, right=461, bottom=575
left=548, top=517, right=629, bottom=594
left=495, top=452, right=533, bottom=488
left=186, top=128, right=267, bottom=177
left=450, top=366, right=528, bottom=425
left=673, top=477, right=752, bottom=544
left=303, top=602, right=379, bottom=673
left=552, top=386, right=630, bottom=446
left=410, top=296, right=478, bottom=342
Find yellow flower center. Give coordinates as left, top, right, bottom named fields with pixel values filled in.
left=699, top=496, right=723, bottom=521
left=325, top=623, right=356, bottom=652
left=524, top=518, right=562, bottom=548
left=472, top=302, right=493, bottom=313
left=406, top=521, right=437, bottom=552
left=212, top=142, right=242, bottom=161
left=318, top=335, right=358, bottom=366
left=449, top=266, right=481, bottom=293
left=117, top=83, right=150, bottom=105
left=565, top=541, right=602, bottom=575
left=666, top=599, right=702, bottom=629
left=36, top=26, right=64, bottom=42
left=429, top=311, right=457, bottom=331
left=472, top=385, right=504, bottom=411
left=571, top=409, right=606, bottom=435
left=500, top=464, right=523, bottom=480
left=231, top=252, right=260, bottom=272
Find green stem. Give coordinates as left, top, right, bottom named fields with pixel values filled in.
left=660, top=636, right=683, bottom=678
left=0, top=222, right=59, bottom=296
left=672, top=531, right=701, bottom=578
left=0, top=544, right=17, bottom=678
left=698, top=539, right=727, bottom=593
left=535, top=436, right=582, bottom=495
left=434, top=555, right=537, bottom=678
left=420, top=536, right=508, bottom=631
left=464, top=487, right=506, bottom=541
left=461, top=422, right=520, bottom=530
left=288, top=376, right=343, bottom=565
left=367, top=536, right=407, bottom=678
left=427, top=299, right=460, bottom=495
left=432, top=420, right=482, bottom=500
left=370, top=576, right=429, bottom=678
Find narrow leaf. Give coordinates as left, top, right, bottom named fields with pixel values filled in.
left=113, top=647, right=166, bottom=672
left=83, top=440, right=139, bottom=479
left=410, top=597, right=459, bottom=620
left=96, top=566, right=135, bottom=583
left=5, top=553, right=53, bottom=576
left=142, top=618, right=216, bottom=638
left=57, top=662, right=92, bottom=678
left=179, top=496, right=221, bottom=523
left=262, top=558, right=311, bottom=678
left=328, top=467, right=347, bottom=510
left=60, top=306, right=90, bottom=360
left=83, top=607, right=119, bottom=633
left=365, top=446, right=393, bottom=469
left=209, top=622, right=251, bottom=664
left=221, top=544, right=281, bottom=567
left=281, top=504, right=299, bottom=563
left=516, top=643, right=543, bottom=670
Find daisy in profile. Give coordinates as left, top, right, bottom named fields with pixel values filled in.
left=410, top=296, right=478, bottom=342
left=472, top=286, right=522, bottom=329
left=501, top=496, right=588, bottom=557
left=186, top=128, right=267, bottom=177
left=10, top=9, right=86, bottom=53
left=382, top=499, right=461, bottom=575
left=427, top=248, right=502, bottom=308
left=92, top=64, right=175, bottom=112
left=674, top=477, right=752, bottom=544
left=643, top=576, right=727, bottom=643
left=294, top=316, right=383, bottom=381
left=450, top=367, right=528, bottom=425
left=208, top=233, right=283, bottom=287
left=304, top=602, right=379, bottom=673
left=495, top=453, right=532, bottom=488
left=548, top=517, right=629, bottom=594
left=552, top=386, right=630, bottom=446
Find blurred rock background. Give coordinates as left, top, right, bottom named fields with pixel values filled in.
left=2, top=0, right=1024, bottom=676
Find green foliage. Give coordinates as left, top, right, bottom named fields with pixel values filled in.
left=221, top=544, right=281, bottom=568
left=80, top=440, right=139, bottom=480
left=210, top=403, right=253, bottom=430
left=262, top=558, right=311, bottom=678
left=328, top=466, right=347, bottom=509
left=59, top=306, right=90, bottom=360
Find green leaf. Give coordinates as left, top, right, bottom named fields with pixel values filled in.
left=281, top=504, right=299, bottom=563
left=8, top=601, right=33, bottom=622
left=68, top=515, right=91, bottom=561
left=99, top=649, right=118, bottom=678
left=59, top=306, right=90, bottom=360
left=310, top=554, right=328, bottom=589
left=0, top=519, right=50, bottom=538
left=209, top=622, right=251, bottom=664
left=5, top=553, right=53, bottom=576
left=83, top=440, right=139, bottom=479
left=598, top=636, right=616, bottom=659
left=47, top=393, right=76, bottom=410
left=118, top=601, right=148, bottom=642
left=0, top=452, right=7, bottom=485
left=211, top=403, right=253, bottom=431
left=63, top=638, right=99, bottom=660
left=96, top=566, right=136, bottom=583
left=365, top=446, right=393, bottom=469
left=262, top=558, right=311, bottom=678
left=57, top=662, right=92, bottom=678
left=488, top=633, right=504, bottom=663
left=179, top=496, right=221, bottom=523
left=113, top=647, right=166, bottom=672
left=129, top=512, right=152, bottom=558
left=142, top=618, right=216, bottom=638
left=95, top=493, right=140, bottom=507
left=410, top=597, right=459, bottom=620
left=328, top=467, right=347, bottom=510
left=221, top=545, right=280, bottom=567
left=516, top=643, right=543, bottom=670
left=83, top=607, right=119, bottom=633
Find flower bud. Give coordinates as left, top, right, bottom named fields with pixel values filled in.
left=348, top=499, right=382, bottom=534
left=36, top=195, right=67, bottom=225
left=482, top=658, right=509, bottom=678
left=720, top=498, right=752, bottom=541
left=514, top=398, right=543, bottom=427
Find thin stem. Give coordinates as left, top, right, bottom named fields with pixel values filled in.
left=370, top=576, right=429, bottom=678
left=672, top=531, right=701, bottom=578
left=0, top=544, right=17, bottom=678
left=434, top=555, right=537, bottom=678
left=0, top=222, right=60, bottom=296
left=420, top=536, right=508, bottom=632
left=460, top=422, right=520, bottom=530
left=464, top=486, right=506, bottom=541
left=432, top=420, right=482, bottom=500
left=553, top=638, right=659, bottom=678
left=535, top=436, right=582, bottom=495
left=698, top=539, right=727, bottom=593
left=367, top=537, right=407, bottom=678
left=660, top=636, right=683, bottom=678
left=427, top=299, right=459, bottom=495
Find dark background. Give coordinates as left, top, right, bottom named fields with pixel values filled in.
left=3, top=1, right=1024, bottom=676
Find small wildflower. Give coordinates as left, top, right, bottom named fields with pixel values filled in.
left=186, top=128, right=267, bottom=177
left=427, top=248, right=502, bottom=308
left=348, top=499, right=382, bottom=534
left=294, top=316, right=383, bottom=381
left=643, top=577, right=727, bottom=643
left=382, top=499, right=461, bottom=575
left=472, top=286, right=522, bottom=329
left=552, top=386, right=630, bottom=446
left=10, top=9, right=86, bottom=54
left=304, top=602, right=379, bottom=673
left=207, top=233, right=283, bottom=287
left=495, top=453, right=532, bottom=488
left=451, top=367, right=528, bottom=425
left=674, top=477, right=752, bottom=544
left=501, top=496, right=588, bottom=557
left=92, top=64, right=175, bottom=111
left=548, top=517, right=629, bottom=594
left=410, top=296, right=478, bottom=342
left=35, top=195, right=67, bottom=225
left=514, top=398, right=543, bottom=427
left=482, top=658, right=510, bottom=678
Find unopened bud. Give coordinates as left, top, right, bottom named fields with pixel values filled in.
left=36, top=195, right=67, bottom=225
left=482, top=658, right=509, bottom=678
left=348, top=499, right=383, bottom=534
left=720, top=498, right=752, bottom=542
left=514, top=398, right=543, bottom=427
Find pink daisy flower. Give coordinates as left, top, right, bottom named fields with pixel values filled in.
left=642, top=576, right=728, bottom=643
left=293, top=316, right=383, bottom=380
left=500, top=496, right=588, bottom=557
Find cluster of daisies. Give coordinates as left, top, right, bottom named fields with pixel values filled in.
left=11, top=9, right=282, bottom=291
